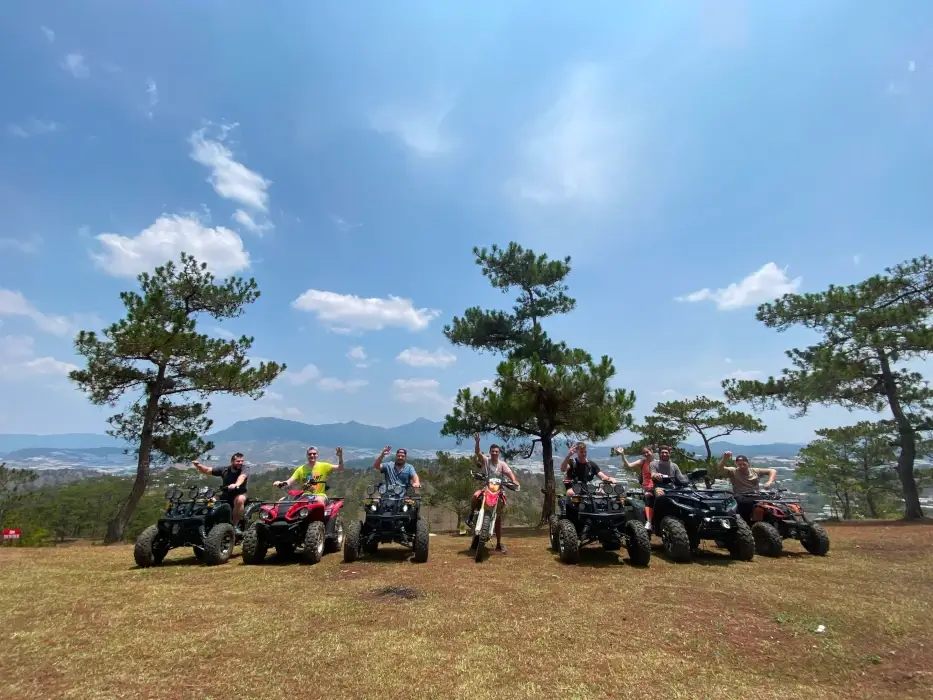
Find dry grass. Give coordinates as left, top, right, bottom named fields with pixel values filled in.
left=1, top=523, right=932, bottom=700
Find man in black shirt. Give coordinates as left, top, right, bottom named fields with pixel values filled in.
left=193, top=453, right=249, bottom=530
left=559, top=442, right=616, bottom=506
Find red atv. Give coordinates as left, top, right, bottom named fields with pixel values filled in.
left=242, top=477, right=345, bottom=565
left=744, top=484, right=830, bottom=557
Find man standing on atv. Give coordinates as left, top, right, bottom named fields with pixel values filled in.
left=617, top=446, right=655, bottom=529
left=718, top=451, right=777, bottom=519
left=470, top=432, right=520, bottom=554
left=372, top=446, right=421, bottom=489
left=193, top=453, right=249, bottom=532
left=559, top=443, right=616, bottom=517
left=273, top=446, right=345, bottom=497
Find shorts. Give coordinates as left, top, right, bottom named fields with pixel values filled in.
left=219, top=489, right=247, bottom=505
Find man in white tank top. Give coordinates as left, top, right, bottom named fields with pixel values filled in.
left=470, top=432, right=520, bottom=553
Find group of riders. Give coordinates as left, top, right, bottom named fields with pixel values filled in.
left=192, top=436, right=778, bottom=551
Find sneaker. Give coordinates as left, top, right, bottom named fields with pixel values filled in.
left=644, top=521, right=652, bottom=532
left=495, top=543, right=508, bottom=554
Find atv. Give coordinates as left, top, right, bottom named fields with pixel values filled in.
left=134, top=483, right=242, bottom=568
left=241, top=477, right=345, bottom=565
left=548, top=479, right=651, bottom=566
left=467, top=470, right=519, bottom=562
left=649, top=469, right=755, bottom=563
left=343, top=482, right=429, bottom=563
left=742, top=484, right=830, bottom=557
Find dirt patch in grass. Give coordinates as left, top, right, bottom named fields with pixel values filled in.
left=0, top=524, right=931, bottom=700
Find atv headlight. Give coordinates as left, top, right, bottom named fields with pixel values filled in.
left=611, top=502, right=620, bottom=511
left=370, top=504, right=377, bottom=511
left=296, top=507, right=309, bottom=519
left=402, top=504, right=409, bottom=513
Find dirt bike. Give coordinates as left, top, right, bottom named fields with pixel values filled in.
left=467, top=471, right=518, bottom=563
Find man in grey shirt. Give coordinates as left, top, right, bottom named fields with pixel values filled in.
left=648, top=446, right=689, bottom=488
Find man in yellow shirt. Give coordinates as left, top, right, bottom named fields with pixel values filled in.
left=274, top=446, right=345, bottom=495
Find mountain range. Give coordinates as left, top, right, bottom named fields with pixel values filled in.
left=0, top=417, right=806, bottom=468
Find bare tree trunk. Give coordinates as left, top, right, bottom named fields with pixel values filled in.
left=104, top=373, right=164, bottom=544
left=879, top=353, right=925, bottom=520
left=539, top=437, right=555, bottom=525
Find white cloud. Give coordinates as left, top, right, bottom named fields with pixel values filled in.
left=346, top=346, right=369, bottom=368
left=724, top=357, right=733, bottom=364
left=0, top=235, right=42, bottom=254
left=369, top=93, right=456, bottom=158
left=189, top=126, right=271, bottom=212
left=91, top=214, right=251, bottom=278
left=233, top=209, right=273, bottom=235
left=700, top=369, right=762, bottom=389
left=8, top=119, right=60, bottom=139
left=40, top=26, right=55, bottom=43
left=652, top=389, right=681, bottom=398
left=318, top=377, right=368, bottom=392
left=292, top=290, right=440, bottom=333
left=676, top=262, right=802, bottom=310
left=505, top=63, right=628, bottom=208
left=396, top=346, right=456, bottom=368
left=283, top=364, right=320, bottom=386
left=853, top=254, right=861, bottom=265
left=61, top=53, right=89, bottom=79
left=0, top=334, right=78, bottom=381
left=392, top=378, right=448, bottom=404
left=0, top=290, right=76, bottom=336
left=330, top=214, right=360, bottom=232
left=209, top=326, right=236, bottom=340
left=463, top=379, right=494, bottom=395
left=145, top=79, right=158, bottom=118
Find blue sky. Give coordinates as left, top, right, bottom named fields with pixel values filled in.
left=1, top=1, right=930, bottom=444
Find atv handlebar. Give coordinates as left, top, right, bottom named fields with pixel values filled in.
left=472, top=472, right=519, bottom=491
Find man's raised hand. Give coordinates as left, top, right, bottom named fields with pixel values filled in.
left=335, top=446, right=343, bottom=458
left=383, top=445, right=391, bottom=456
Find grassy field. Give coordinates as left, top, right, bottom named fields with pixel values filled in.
left=1, top=523, right=932, bottom=700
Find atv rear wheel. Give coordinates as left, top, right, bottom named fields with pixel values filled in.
left=324, top=515, right=344, bottom=554
left=557, top=519, right=580, bottom=564
left=303, top=521, right=326, bottom=564
left=548, top=515, right=560, bottom=551
left=624, top=519, right=651, bottom=566
left=241, top=523, right=268, bottom=565
left=134, top=525, right=168, bottom=568
left=343, top=520, right=362, bottom=563
left=413, top=517, right=430, bottom=563
left=802, top=522, right=830, bottom=556
left=203, top=523, right=235, bottom=565
left=660, top=516, right=691, bottom=562
left=752, top=521, right=783, bottom=557
left=728, top=519, right=756, bottom=561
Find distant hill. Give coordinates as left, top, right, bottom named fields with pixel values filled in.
left=1, top=416, right=807, bottom=468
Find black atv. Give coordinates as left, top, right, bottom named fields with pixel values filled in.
left=548, top=479, right=651, bottom=566
left=343, top=482, right=429, bottom=563
left=241, top=477, right=345, bottom=565
left=134, top=483, right=245, bottom=568
left=742, top=484, right=830, bottom=557
left=649, top=469, right=755, bottom=562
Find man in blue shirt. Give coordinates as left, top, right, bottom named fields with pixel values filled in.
left=371, top=445, right=421, bottom=489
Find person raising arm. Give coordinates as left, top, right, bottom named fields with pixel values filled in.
left=273, top=446, right=344, bottom=496
left=718, top=451, right=777, bottom=520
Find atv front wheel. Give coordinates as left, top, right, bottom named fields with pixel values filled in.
left=802, top=522, right=830, bottom=556
left=557, top=519, right=580, bottom=564
left=241, top=523, right=268, bottom=565
left=548, top=515, right=560, bottom=552
left=752, top=521, right=783, bottom=557
left=203, top=523, right=235, bottom=565
left=343, top=520, right=362, bottom=563
left=134, top=525, right=168, bottom=568
left=728, top=519, right=756, bottom=561
left=660, top=517, right=691, bottom=562
left=413, top=517, right=430, bottom=563
left=325, top=515, right=344, bottom=554
left=192, top=546, right=205, bottom=561
left=624, top=519, right=651, bottom=566
left=303, top=521, right=326, bottom=564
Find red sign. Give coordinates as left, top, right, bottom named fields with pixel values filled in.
left=2, top=529, right=21, bottom=540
